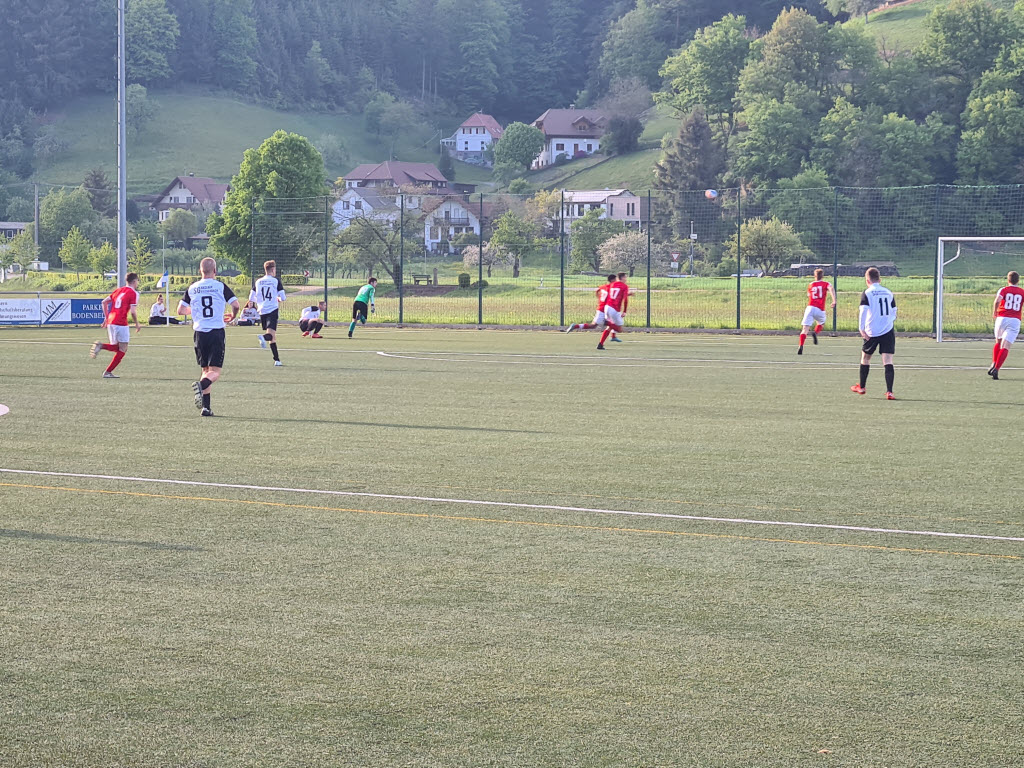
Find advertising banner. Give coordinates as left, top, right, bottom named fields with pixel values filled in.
left=0, top=297, right=105, bottom=326
left=0, top=298, right=41, bottom=325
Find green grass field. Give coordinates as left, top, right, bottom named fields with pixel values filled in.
left=0, top=327, right=1021, bottom=767
left=849, top=0, right=1017, bottom=51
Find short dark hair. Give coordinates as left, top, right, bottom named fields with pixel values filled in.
left=866, top=267, right=880, bottom=282
left=617, top=272, right=627, bottom=280
left=607, top=274, right=616, bottom=282
left=126, top=272, right=138, bottom=283
left=814, top=268, right=824, bottom=280
left=368, top=277, right=378, bottom=284
left=1009, top=271, right=1020, bottom=285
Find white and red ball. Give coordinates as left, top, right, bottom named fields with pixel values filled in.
left=704, top=189, right=719, bottom=200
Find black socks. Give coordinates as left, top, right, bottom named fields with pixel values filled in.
left=884, top=364, right=894, bottom=391
left=199, top=377, right=212, bottom=391
left=859, top=364, right=869, bottom=388
left=202, top=393, right=211, bottom=410
left=270, top=343, right=279, bottom=361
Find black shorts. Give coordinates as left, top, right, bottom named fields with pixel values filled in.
left=862, top=329, right=896, bottom=356
left=353, top=301, right=368, bottom=321
left=194, top=328, right=226, bottom=369
left=299, top=318, right=320, bottom=332
left=260, top=309, right=279, bottom=331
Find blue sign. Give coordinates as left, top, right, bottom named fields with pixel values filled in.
left=38, top=298, right=105, bottom=325
left=70, top=298, right=104, bottom=325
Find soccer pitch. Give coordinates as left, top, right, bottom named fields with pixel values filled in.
left=1, top=326, right=1021, bottom=767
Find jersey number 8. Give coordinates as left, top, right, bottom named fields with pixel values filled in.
left=201, top=295, right=215, bottom=318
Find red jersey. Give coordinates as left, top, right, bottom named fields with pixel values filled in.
left=807, top=280, right=830, bottom=310
left=996, top=285, right=1024, bottom=319
left=106, top=285, right=138, bottom=326
left=605, top=281, right=629, bottom=312
left=595, top=284, right=611, bottom=311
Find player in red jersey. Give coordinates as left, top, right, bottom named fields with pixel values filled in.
left=90, top=273, right=141, bottom=378
left=597, top=273, right=629, bottom=349
left=565, top=275, right=618, bottom=341
left=798, top=268, right=836, bottom=355
left=988, top=271, right=1024, bottom=379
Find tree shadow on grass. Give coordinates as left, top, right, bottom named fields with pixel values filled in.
left=223, top=416, right=544, bottom=434
left=0, top=529, right=203, bottom=551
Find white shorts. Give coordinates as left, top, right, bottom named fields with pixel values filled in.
left=604, top=307, right=623, bottom=327
left=591, top=310, right=606, bottom=326
left=995, top=316, right=1020, bottom=344
left=801, top=306, right=826, bottom=328
left=107, top=324, right=130, bottom=344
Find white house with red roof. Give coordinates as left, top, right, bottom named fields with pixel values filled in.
left=441, top=113, right=504, bottom=165
left=152, top=174, right=229, bottom=221
left=530, top=108, right=607, bottom=169
left=343, top=161, right=449, bottom=191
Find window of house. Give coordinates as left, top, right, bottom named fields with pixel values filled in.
left=159, top=210, right=169, bottom=221
left=465, top=142, right=469, bottom=150
left=187, top=196, right=196, bottom=203
left=586, top=144, right=593, bottom=152
left=555, top=143, right=564, bottom=151
left=354, top=201, right=362, bottom=210
left=430, top=226, right=439, bottom=239
left=342, top=201, right=350, bottom=210
left=609, top=204, right=615, bottom=216
left=576, top=204, right=584, bottom=216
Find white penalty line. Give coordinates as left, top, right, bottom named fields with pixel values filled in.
left=1, top=468, right=1021, bottom=545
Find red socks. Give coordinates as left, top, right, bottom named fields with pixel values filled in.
left=581, top=323, right=596, bottom=329
left=101, top=343, right=118, bottom=352
left=105, top=350, right=125, bottom=373
left=996, top=347, right=1010, bottom=371
left=598, top=328, right=611, bottom=345
left=799, top=333, right=807, bottom=347
left=814, top=324, right=823, bottom=333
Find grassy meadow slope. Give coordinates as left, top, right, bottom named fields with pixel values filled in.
left=849, top=0, right=1015, bottom=50
left=31, top=87, right=492, bottom=195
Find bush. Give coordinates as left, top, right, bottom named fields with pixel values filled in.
left=470, top=280, right=489, bottom=289
left=281, top=274, right=309, bottom=285
left=458, top=272, right=471, bottom=288
left=50, top=283, right=67, bottom=292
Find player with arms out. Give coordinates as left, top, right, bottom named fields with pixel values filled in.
left=250, top=260, right=286, bottom=366
left=300, top=300, right=327, bottom=338
left=178, top=257, right=239, bottom=417
left=989, top=271, right=1024, bottom=379
left=564, top=275, right=619, bottom=341
left=596, top=273, right=629, bottom=350
left=798, top=268, right=836, bottom=355
left=90, top=272, right=141, bottom=378
left=851, top=267, right=897, bottom=399
left=348, top=277, right=376, bottom=338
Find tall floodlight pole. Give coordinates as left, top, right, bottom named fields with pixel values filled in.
left=116, top=0, right=128, bottom=286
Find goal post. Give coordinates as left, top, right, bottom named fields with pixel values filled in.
left=936, top=236, right=1024, bottom=342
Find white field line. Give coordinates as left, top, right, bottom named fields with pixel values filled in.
left=1, top=468, right=1021, bottom=544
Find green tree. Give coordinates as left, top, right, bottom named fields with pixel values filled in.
left=5, top=228, right=39, bottom=269
left=602, top=116, right=643, bottom=156
left=129, top=234, right=154, bottom=274
left=598, top=1, right=668, bottom=90
left=83, top=168, right=115, bottom=217
left=89, top=241, right=117, bottom=275
left=38, top=186, right=97, bottom=260
left=570, top=209, right=622, bottom=273
left=438, top=148, right=455, bottom=181
left=207, top=131, right=327, bottom=277
left=657, top=14, right=750, bottom=148
left=493, top=122, right=545, bottom=172
left=462, top=241, right=512, bottom=278
left=918, top=0, right=1015, bottom=86
left=126, top=84, right=157, bottom=134
left=126, top=0, right=181, bottom=84
left=364, top=91, right=395, bottom=137
left=160, top=208, right=199, bottom=245
left=957, top=89, right=1024, bottom=184
left=5, top=196, right=34, bottom=222
left=489, top=210, right=537, bottom=278
left=654, top=108, right=726, bottom=239
left=58, top=225, right=92, bottom=277
left=726, top=217, right=811, bottom=275
left=731, top=99, right=814, bottom=184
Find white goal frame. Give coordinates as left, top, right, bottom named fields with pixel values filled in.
left=936, top=236, right=1024, bottom=342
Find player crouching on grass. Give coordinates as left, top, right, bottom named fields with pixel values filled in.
left=851, top=267, right=897, bottom=400
left=798, top=268, right=836, bottom=355
left=565, top=274, right=619, bottom=342
left=90, top=272, right=141, bottom=378
left=300, top=300, right=327, bottom=338
left=348, top=277, right=376, bottom=338
left=988, top=271, right=1024, bottom=380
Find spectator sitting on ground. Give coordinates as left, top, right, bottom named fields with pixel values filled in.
left=148, top=295, right=184, bottom=325
left=237, top=301, right=260, bottom=326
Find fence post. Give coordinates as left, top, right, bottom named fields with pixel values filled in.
left=399, top=194, right=405, bottom=326
left=249, top=199, right=255, bottom=285
left=323, top=195, right=329, bottom=318
left=559, top=189, right=565, bottom=327
left=832, top=186, right=839, bottom=332
left=478, top=193, right=484, bottom=328
left=646, top=190, right=652, bottom=329
left=932, top=185, right=942, bottom=336
left=735, top=184, right=742, bottom=330
left=33, top=183, right=39, bottom=249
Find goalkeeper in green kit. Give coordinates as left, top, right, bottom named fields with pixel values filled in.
left=349, top=277, right=377, bottom=338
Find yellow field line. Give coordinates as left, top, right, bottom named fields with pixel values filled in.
left=0, top=482, right=1017, bottom=561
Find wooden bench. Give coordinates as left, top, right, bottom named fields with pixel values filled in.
left=411, top=274, right=432, bottom=285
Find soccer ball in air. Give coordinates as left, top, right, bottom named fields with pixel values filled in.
left=705, top=189, right=719, bottom=200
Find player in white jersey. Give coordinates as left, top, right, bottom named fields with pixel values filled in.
left=177, top=257, right=239, bottom=417
left=851, top=267, right=897, bottom=400
left=250, top=260, right=286, bottom=366
left=300, top=300, right=327, bottom=337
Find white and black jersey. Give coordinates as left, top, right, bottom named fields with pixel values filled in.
left=181, top=278, right=238, bottom=332
left=250, top=275, right=286, bottom=315
left=300, top=305, right=321, bottom=321
left=859, top=282, right=896, bottom=337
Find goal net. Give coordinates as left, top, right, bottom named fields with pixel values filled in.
left=936, top=236, right=1024, bottom=341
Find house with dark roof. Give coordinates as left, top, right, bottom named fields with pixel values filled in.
left=152, top=174, right=229, bottom=222
left=530, top=108, right=607, bottom=169
left=343, top=161, right=476, bottom=196
left=332, top=187, right=415, bottom=232
left=0, top=221, right=29, bottom=239
left=441, top=113, right=503, bottom=165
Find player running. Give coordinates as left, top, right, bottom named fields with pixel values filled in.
left=597, top=273, right=629, bottom=350
left=564, top=275, right=619, bottom=341
left=250, top=260, right=286, bottom=366
left=178, top=257, right=239, bottom=417
left=798, top=268, right=836, bottom=355
left=348, top=277, right=376, bottom=338
left=989, top=271, right=1024, bottom=379
left=90, top=272, right=141, bottom=378
left=851, top=267, right=897, bottom=400
left=300, top=300, right=327, bottom=338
